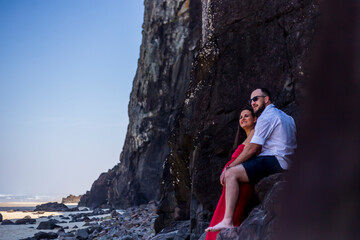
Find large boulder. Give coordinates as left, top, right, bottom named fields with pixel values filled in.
left=1, top=219, right=15, bottom=225
left=0, top=213, right=2, bottom=222
left=15, top=217, right=36, bottom=225
left=37, top=220, right=62, bottom=230
left=34, top=231, right=58, bottom=240
left=34, top=202, right=69, bottom=212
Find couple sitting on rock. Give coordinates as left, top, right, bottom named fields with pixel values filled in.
left=205, top=88, right=297, bottom=240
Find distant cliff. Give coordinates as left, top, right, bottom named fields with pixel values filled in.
left=80, top=0, right=319, bottom=238
left=61, top=194, right=82, bottom=204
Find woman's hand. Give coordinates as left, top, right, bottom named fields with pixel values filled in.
left=220, top=168, right=227, bottom=186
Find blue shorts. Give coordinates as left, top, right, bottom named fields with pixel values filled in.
left=242, top=155, right=284, bottom=183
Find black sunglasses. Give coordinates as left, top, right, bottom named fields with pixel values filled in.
left=248, top=95, right=266, bottom=104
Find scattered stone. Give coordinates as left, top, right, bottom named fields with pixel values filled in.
left=34, top=231, right=58, bottom=239
left=111, top=210, right=120, bottom=218
left=73, top=225, right=78, bottom=229
left=57, top=231, right=76, bottom=240
left=120, top=235, right=134, bottom=240
left=15, top=217, right=36, bottom=225
left=75, top=229, right=89, bottom=240
left=1, top=219, right=15, bottom=225
left=0, top=213, right=2, bottom=222
left=37, top=220, right=62, bottom=230
left=65, top=206, right=80, bottom=212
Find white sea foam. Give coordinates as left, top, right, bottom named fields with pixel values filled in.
left=0, top=194, right=61, bottom=203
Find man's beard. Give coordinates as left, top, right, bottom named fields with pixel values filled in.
left=254, top=104, right=266, bottom=117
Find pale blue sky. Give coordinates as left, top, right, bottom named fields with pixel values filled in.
left=0, top=0, right=144, bottom=199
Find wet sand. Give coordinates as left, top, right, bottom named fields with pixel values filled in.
left=0, top=202, right=87, bottom=240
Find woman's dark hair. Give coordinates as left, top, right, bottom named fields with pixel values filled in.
left=232, top=107, right=256, bottom=150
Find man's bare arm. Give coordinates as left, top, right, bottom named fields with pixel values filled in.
left=227, top=143, right=261, bottom=168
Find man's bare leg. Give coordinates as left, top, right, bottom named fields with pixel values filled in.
left=205, top=165, right=249, bottom=232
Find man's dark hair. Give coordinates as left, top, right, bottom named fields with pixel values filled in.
left=259, top=88, right=272, bottom=102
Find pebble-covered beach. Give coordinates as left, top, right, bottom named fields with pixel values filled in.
left=0, top=201, right=157, bottom=240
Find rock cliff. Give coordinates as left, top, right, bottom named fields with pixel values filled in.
left=81, top=0, right=320, bottom=239
left=156, top=0, right=319, bottom=238
left=80, top=0, right=202, bottom=208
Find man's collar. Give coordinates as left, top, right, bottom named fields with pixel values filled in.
left=262, top=103, right=274, bottom=115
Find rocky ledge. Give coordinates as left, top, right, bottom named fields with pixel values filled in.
left=216, top=173, right=287, bottom=240
left=153, top=173, right=286, bottom=240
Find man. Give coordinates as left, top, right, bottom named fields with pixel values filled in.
left=206, top=88, right=297, bottom=232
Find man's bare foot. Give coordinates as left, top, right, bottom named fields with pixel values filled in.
left=205, top=221, right=234, bottom=232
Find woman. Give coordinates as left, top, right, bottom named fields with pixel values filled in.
left=205, top=108, right=257, bottom=239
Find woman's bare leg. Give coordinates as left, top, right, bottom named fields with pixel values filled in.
left=205, top=165, right=249, bottom=232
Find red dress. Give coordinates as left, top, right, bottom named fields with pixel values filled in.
left=205, top=144, right=254, bottom=240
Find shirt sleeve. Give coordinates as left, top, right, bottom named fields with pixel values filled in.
left=250, top=116, right=278, bottom=145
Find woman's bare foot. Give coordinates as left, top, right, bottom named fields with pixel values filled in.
left=205, top=221, right=234, bottom=232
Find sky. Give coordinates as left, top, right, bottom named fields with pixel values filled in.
left=0, top=0, right=144, bottom=200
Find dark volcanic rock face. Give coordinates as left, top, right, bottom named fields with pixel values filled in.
left=83, top=0, right=320, bottom=238
left=81, top=0, right=202, bottom=209
left=107, top=0, right=201, bottom=208
left=78, top=167, right=116, bottom=209
left=157, top=0, right=319, bottom=238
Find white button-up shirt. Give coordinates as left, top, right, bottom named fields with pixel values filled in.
left=250, top=104, right=297, bottom=169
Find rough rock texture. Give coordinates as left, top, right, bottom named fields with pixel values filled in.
left=217, top=173, right=286, bottom=240
left=82, top=0, right=320, bottom=238
left=151, top=220, right=191, bottom=240
left=157, top=0, right=320, bottom=239
left=272, top=1, right=360, bottom=239
left=80, top=0, right=202, bottom=209
left=61, top=194, right=82, bottom=204
left=78, top=167, right=116, bottom=209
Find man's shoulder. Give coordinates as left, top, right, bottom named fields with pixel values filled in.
left=273, top=107, right=296, bottom=127
left=261, top=105, right=295, bottom=124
